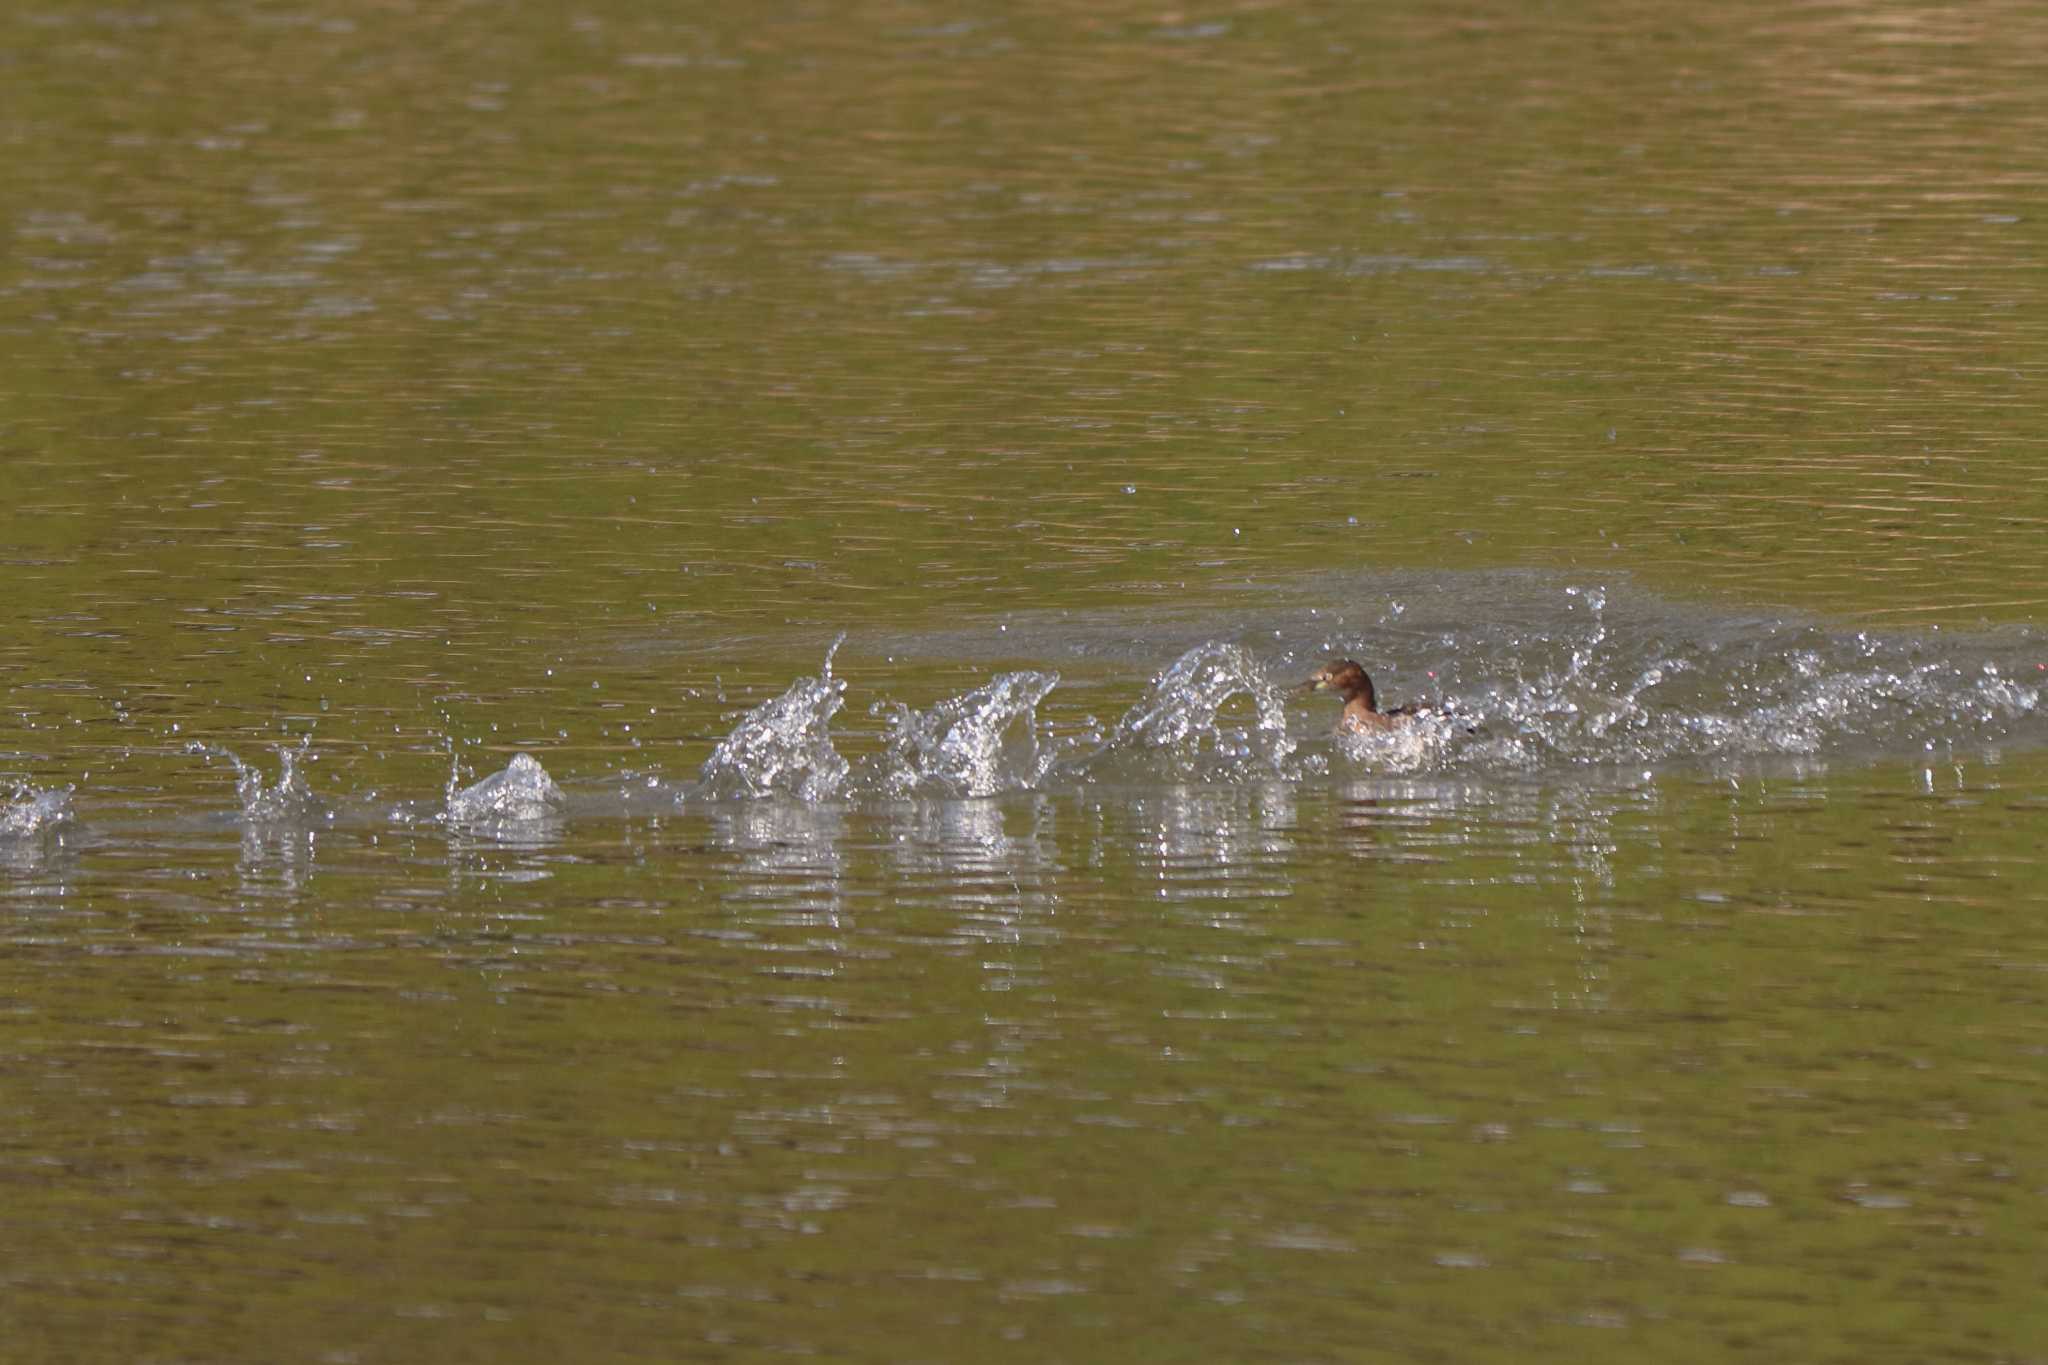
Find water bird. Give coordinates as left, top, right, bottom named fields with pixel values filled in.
left=1297, top=660, right=1427, bottom=734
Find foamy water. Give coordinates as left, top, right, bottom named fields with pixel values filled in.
left=7, top=581, right=2045, bottom=850
left=0, top=784, right=72, bottom=840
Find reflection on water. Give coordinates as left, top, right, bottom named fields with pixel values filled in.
left=705, top=798, right=848, bottom=923
left=1127, top=783, right=1298, bottom=904
left=8, top=747, right=2044, bottom=1359
left=882, top=797, right=1060, bottom=926
left=235, top=822, right=319, bottom=901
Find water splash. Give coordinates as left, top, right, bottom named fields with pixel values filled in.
left=1, top=783, right=73, bottom=839
left=445, top=752, right=566, bottom=824
left=698, top=636, right=851, bottom=801
left=870, top=670, right=1062, bottom=797
left=10, top=584, right=2048, bottom=841
left=1393, top=592, right=2046, bottom=771
left=1332, top=711, right=1465, bottom=773
left=188, top=738, right=326, bottom=823
left=1102, top=642, right=1295, bottom=775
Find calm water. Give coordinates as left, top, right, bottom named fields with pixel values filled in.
left=6, top=1, right=2048, bottom=1360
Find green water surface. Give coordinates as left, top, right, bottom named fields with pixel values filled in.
left=5, top=2, right=2048, bottom=1361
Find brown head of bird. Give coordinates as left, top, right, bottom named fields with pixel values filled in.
left=1298, top=659, right=1402, bottom=734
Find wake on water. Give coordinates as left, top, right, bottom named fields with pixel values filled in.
left=8, top=582, right=2045, bottom=841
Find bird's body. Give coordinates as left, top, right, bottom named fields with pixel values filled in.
left=1298, top=660, right=1424, bottom=735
